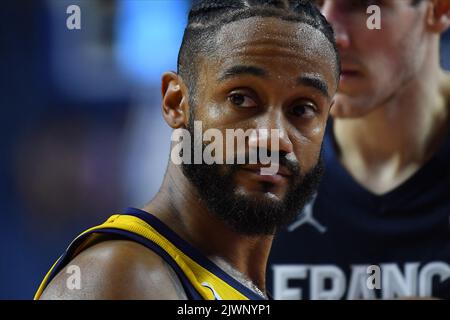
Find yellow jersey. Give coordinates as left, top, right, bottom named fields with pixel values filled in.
left=34, top=207, right=266, bottom=300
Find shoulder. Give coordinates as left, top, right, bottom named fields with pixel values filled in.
left=39, top=240, right=187, bottom=300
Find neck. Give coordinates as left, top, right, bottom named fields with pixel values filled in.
left=334, top=53, right=450, bottom=194
left=143, top=163, right=273, bottom=294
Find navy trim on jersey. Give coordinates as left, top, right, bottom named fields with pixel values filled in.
left=42, top=209, right=266, bottom=300
left=43, top=228, right=203, bottom=300
left=123, top=207, right=266, bottom=300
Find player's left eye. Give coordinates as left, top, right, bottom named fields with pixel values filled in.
left=228, top=93, right=257, bottom=108
left=291, top=103, right=317, bottom=119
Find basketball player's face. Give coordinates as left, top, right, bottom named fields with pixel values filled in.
left=182, top=17, right=337, bottom=235
left=315, top=0, right=428, bottom=118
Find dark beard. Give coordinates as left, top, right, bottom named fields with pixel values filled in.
left=181, top=117, right=324, bottom=236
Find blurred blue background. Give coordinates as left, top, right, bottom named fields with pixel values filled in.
left=0, top=0, right=449, bottom=299
left=0, top=0, right=191, bottom=299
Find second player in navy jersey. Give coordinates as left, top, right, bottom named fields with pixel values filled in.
left=269, top=0, right=450, bottom=300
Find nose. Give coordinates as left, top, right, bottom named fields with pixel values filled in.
left=253, top=109, right=293, bottom=156
left=320, top=0, right=351, bottom=49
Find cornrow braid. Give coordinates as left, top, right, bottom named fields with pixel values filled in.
left=178, top=0, right=340, bottom=103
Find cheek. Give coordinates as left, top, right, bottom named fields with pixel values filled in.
left=352, top=37, right=404, bottom=97
left=194, top=100, right=230, bottom=131
left=361, top=15, right=422, bottom=77
left=291, top=127, right=325, bottom=171
left=297, top=114, right=328, bottom=142
left=198, top=96, right=224, bottom=119
left=360, top=31, right=397, bottom=66
left=370, top=39, right=422, bottom=96
left=206, top=103, right=224, bottom=122
left=199, top=98, right=251, bottom=130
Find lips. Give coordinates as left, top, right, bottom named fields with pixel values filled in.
left=239, top=165, right=292, bottom=186
left=339, top=66, right=363, bottom=85
left=341, top=70, right=360, bottom=76
left=340, top=62, right=362, bottom=78
left=241, top=164, right=292, bottom=177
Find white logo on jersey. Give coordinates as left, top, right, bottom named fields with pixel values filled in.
left=288, top=194, right=327, bottom=234
left=201, top=282, right=223, bottom=300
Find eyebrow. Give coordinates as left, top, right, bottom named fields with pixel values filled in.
left=218, top=65, right=267, bottom=82
left=218, top=65, right=331, bottom=99
left=297, top=76, right=330, bottom=100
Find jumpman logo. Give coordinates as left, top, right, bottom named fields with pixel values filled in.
left=287, top=194, right=327, bottom=234
left=201, top=282, right=223, bottom=300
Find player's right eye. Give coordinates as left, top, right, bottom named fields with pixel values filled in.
left=228, top=92, right=258, bottom=108
left=290, top=101, right=318, bottom=120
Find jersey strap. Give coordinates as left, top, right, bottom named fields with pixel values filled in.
left=34, top=207, right=265, bottom=300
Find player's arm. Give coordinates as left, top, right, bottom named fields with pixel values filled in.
left=39, top=240, right=188, bottom=300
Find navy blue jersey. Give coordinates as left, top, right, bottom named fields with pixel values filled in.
left=268, top=121, right=450, bottom=300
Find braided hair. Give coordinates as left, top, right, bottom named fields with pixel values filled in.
left=178, top=0, right=340, bottom=99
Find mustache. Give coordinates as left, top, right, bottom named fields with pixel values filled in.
left=229, top=148, right=301, bottom=177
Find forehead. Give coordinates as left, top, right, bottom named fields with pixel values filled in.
left=206, top=16, right=338, bottom=86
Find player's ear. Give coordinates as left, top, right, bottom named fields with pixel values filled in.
left=426, top=0, right=450, bottom=33
left=161, top=71, right=189, bottom=129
